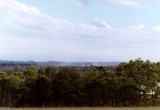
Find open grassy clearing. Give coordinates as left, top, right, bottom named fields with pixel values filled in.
left=1, top=107, right=160, bottom=110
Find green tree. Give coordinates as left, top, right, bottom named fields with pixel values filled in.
left=52, top=67, right=83, bottom=106
left=116, top=59, right=159, bottom=101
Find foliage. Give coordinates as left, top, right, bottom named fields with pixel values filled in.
left=0, top=59, right=160, bottom=107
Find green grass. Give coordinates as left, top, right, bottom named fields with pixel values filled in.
left=1, top=107, right=160, bottom=110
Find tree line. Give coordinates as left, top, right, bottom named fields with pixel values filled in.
left=0, top=59, right=160, bottom=107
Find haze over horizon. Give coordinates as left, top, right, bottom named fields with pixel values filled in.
left=1, top=0, right=160, bottom=62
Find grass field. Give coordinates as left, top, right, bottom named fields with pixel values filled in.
left=1, top=107, right=160, bottom=110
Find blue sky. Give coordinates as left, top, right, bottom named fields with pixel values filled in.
left=1, top=0, right=160, bottom=62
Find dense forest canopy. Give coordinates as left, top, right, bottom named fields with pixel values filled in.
left=0, top=59, right=160, bottom=107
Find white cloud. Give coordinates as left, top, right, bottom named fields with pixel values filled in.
left=0, top=0, right=40, bottom=15
left=129, top=24, right=145, bottom=32
left=104, top=0, right=140, bottom=7
left=0, top=0, right=75, bottom=32
left=0, top=0, right=159, bottom=43
left=152, top=26, right=160, bottom=32
left=91, top=19, right=112, bottom=28
left=72, top=0, right=90, bottom=5
left=72, top=0, right=160, bottom=8
left=0, top=0, right=159, bottom=44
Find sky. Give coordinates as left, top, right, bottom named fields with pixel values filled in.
left=1, top=0, right=160, bottom=62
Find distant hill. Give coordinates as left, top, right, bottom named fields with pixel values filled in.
left=0, top=60, right=121, bottom=67
left=0, top=60, right=36, bottom=68
left=36, top=61, right=121, bottom=66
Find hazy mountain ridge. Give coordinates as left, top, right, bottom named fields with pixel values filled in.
left=0, top=60, right=121, bottom=67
